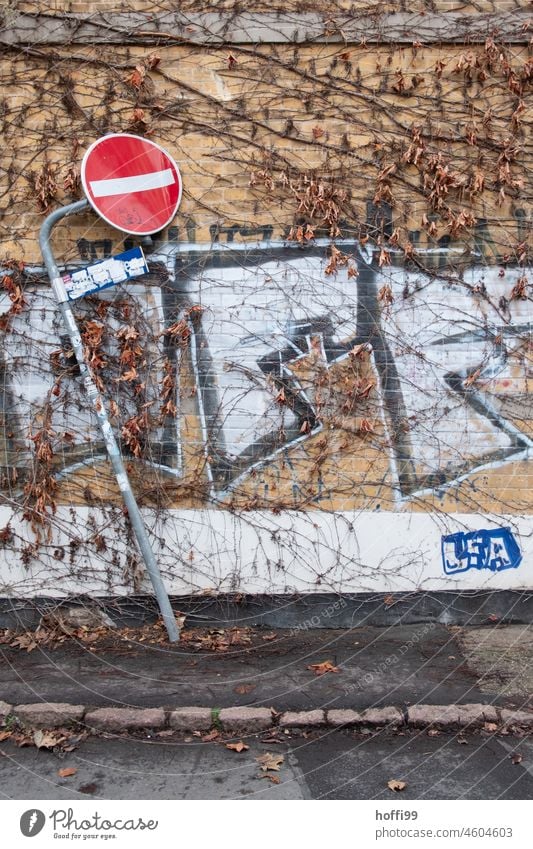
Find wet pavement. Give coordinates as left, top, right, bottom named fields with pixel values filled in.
left=1, top=727, right=532, bottom=800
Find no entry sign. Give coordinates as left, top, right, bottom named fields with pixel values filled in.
left=81, top=133, right=182, bottom=235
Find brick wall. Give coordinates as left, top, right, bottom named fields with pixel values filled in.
left=0, top=2, right=530, bottom=596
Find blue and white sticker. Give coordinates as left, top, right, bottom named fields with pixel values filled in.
left=62, top=247, right=149, bottom=301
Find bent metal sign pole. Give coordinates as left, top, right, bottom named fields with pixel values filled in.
left=39, top=134, right=183, bottom=642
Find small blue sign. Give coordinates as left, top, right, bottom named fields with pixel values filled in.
left=63, top=247, right=149, bottom=301
left=441, top=527, right=522, bottom=575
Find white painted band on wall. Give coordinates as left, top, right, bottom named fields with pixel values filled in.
left=0, top=506, right=529, bottom=598
left=89, top=169, right=175, bottom=197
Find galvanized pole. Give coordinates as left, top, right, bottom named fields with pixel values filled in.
left=39, top=199, right=180, bottom=642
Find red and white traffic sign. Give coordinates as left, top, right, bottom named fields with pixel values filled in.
left=81, top=133, right=182, bottom=235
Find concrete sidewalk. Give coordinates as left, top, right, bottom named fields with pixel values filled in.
left=1, top=622, right=532, bottom=712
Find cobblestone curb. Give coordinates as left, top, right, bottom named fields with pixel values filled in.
left=219, top=707, right=273, bottom=733
left=0, top=700, right=13, bottom=726
left=14, top=703, right=85, bottom=729
left=85, top=708, right=166, bottom=732
left=279, top=710, right=325, bottom=728
left=407, top=703, right=500, bottom=729
left=2, top=702, right=532, bottom=735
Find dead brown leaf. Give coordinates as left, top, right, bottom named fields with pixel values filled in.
left=511, top=752, right=523, bottom=765
left=58, top=767, right=77, bottom=778
left=387, top=779, right=407, bottom=792
left=234, top=683, right=256, bottom=695
left=0, top=730, right=12, bottom=741
left=124, top=64, right=146, bottom=90
left=256, top=752, right=284, bottom=772
left=349, top=343, right=371, bottom=359
left=307, top=660, right=340, bottom=676
left=15, top=734, right=33, bottom=748
left=201, top=730, right=219, bottom=743
left=61, top=733, right=87, bottom=753
left=484, top=722, right=499, bottom=732
left=262, top=774, right=281, bottom=784
left=10, top=633, right=38, bottom=652
left=33, top=730, right=66, bottom=749
left=181, top=627, right=252, bottom=653
left=226, top=741, right=249, bottom=753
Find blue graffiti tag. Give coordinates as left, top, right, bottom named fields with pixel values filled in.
left=441, top=528, right=522, bottom=575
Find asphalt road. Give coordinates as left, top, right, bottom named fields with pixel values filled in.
left=1, top=728, right=532, bottom=800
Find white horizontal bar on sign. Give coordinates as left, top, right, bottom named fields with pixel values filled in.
left=90, top=168, right=175, bottom=197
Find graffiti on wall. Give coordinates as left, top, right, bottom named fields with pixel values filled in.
left=441, top=527, right=522, bottom=574
left=0, top=229, right=531, bottom=515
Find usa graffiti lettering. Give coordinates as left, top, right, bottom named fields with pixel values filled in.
left=441, top=528, right=522, bottom=574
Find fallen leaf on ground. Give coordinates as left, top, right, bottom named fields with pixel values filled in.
left=201, top=730, right=219, bottom=742
left=10, top=634, right=38, bottom=652
left=457, top=737, right=468, bottom=745
left=0, top=730, right=12, bottom=741
left=484, top=722, right=499, bottom=732
left=79, top=782, right=98, bottom=795
left=226, top=741, right=249, bottom=753
left=256, top=752, right=284, bottom=772
left=58, top=767, right=77, bottom=778
left=61, top=733, right=87, bottom=753
left=387, top=779, right=407, bottom=792
left=307, top=660, right=340, bottom=676
left=33, top=730, right=66, bottom=749
left=234, top=683, right=256, bottom=695
left=511, top=752, right=523, bottom=765
left=14, top=733, right=33, bottom=747
left=427, top=729, right=440, bottom=737
left=262, top=774, right=281, bottom=784
left=180, top=627, right=252, bottom=652
left=262, top=634, right=276, bottom=641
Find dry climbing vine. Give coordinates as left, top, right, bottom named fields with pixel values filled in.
left=0, top=0, right=530, bottom=601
